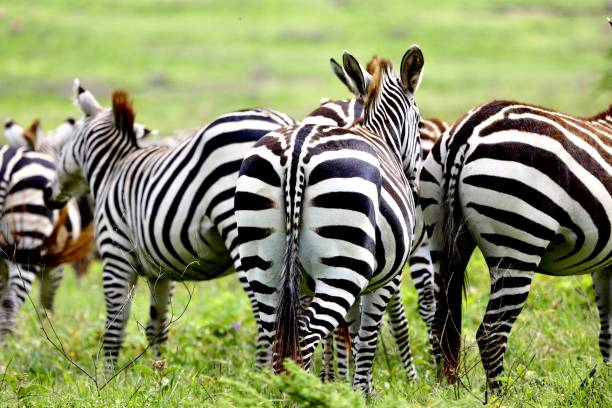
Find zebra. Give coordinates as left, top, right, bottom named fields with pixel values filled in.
left=235, top=46, right=425, bottom=393
left=4, top=118, right=98, bottom=282
left=421, top=100, right=612, bottom=392
left=45, top=80, right=296, bottom=367
left=308, top=95, right=448, bottom=381
left=0, top=145, right=93, bottom=337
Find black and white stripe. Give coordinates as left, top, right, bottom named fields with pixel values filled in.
left=309, top=96, right=447, bottom=381
left=0, top=145, right=91, bottom=337
left=236, top=47, right=425, bottom=393
left=422, top=100, right=612, bottom=390
left=46, top=81, right=295, bottom=366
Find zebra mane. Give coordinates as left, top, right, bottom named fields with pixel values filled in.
left=363, top=56, right=392, bottom=112
left=111, top=90, right=138, bottom=147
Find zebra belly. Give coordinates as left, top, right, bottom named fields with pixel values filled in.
left=136, top=217, right=233, bottom=281
left=460, top=158, right=612, bottom=276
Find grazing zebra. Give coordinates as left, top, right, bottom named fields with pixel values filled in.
left=422, top=100, right=612, bottom=391
left=235, top=46, right=425, bottom=393
left=5, top=118, right=97, bottom=281
left=0, top=146, right=93, bottom=337
left=45, top=80, right=296, bottom=366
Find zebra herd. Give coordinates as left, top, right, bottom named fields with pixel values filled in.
left=0, top=44, right=610, bottom=397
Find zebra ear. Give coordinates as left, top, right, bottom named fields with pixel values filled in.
left=112, top=90, right=137, bottom=145
left=134, top=123, right=157, bottom=140
left=400, top=45, right=424, bottom=94
left=73, top=79, right=103, bottom=117
left=330, top=58, right=360, bottom=96
left=342, top=51, right=371, bottom=97
left=4, top=119, right=27, bottom=148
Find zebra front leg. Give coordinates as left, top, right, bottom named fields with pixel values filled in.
left=592, top=268, right=611, bottom=363
left=477, top=269, right=534, bottom=392
left=387, top=289, right=418, bottom=380
left=39, top=267, right=64, bottom=312
left=102, top=263, right=138, bottom=370
left=353, top=283, right=398, bottom=396
left=145, top=278, right=175, bottom=358
left=0, top=263, right=37, bottom=339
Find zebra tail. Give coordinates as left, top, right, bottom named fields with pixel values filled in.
left=435, top=146, right=468, bottom=384
left=272, top=234, right=304, bottom=371
left=272, top=168, right=306, bottom=371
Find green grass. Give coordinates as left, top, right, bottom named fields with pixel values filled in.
left=0, top=256, right=609, bottom=406
left=0, top=0, right=610, bottom=406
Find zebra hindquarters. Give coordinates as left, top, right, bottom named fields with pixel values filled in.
left=235, top=152, right=287, bottom=369
left=592, top=268, right=611, bottom=363
left=296, top=173, right=380, bottom=386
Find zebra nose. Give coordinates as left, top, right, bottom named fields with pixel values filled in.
left=43, top=184, right=66, bottom=210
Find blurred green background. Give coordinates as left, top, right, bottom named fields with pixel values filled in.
left=1, top=0, right=610, bottom=136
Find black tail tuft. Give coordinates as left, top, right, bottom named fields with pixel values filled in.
left=272, top=236, right=304, bottom=372
left=432, top=157, right=470, bottom=384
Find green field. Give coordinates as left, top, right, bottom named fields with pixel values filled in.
left=0, top=0, right=611, bottom=406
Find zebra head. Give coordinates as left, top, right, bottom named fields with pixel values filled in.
left=48, top=80, right=141, bottom=207
left=4, top=118, right=41, bottom=149
left=332, top=46, right=425, bottom=180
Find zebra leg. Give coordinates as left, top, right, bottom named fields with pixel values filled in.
left=0, top=263, right=37, bottom=338
left=320, top=333, right=335, bottom=381
left=352, top=283, right=398, bottom=396
left=39, top=267, right=64, bottom=312
left=335, top=317, right=354, bottom=382
left=476, top=269, right=534, bottom=392
left=235, top=268, right=269, bottom=367
left=387, top=289, right=418, bottom=380
left=102, top=262, right=138, bottom=369
left=408, top=238, right=437, bottom=357
left=299, top=285, right=356, bottom=372
left=145, top=278, right=175, bottom=357
left=592, top=268, right=611, bottom=362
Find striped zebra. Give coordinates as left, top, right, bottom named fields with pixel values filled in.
left=5, top=118, right=97, bottom=278
left=309, top=95, right=448, bottom=380
left=45, top=80, right=295, bottom=366
left=0, top=145, right=93, bottom=337
left=422, top=100, right=612, bottom=391
left=235, top=46, right=425, bottom=393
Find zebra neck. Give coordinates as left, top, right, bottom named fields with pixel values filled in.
left=363, top=116, right=404, bottom=165
left=86, top=138, right=136, bottom=200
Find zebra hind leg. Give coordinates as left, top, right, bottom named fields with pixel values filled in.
left=592, top=268, right=611, bottom=363
left=146, top=278, right=175, bottom=358
left=476, top=269, right=534, bottom=393
left=39, top=267, right=64, bottom=312
left=353, top=283, right=400, bottom=395
left=320, top=333, right=335, bottom=381
left=0, top=263, right=37, bottom=339
left=387, top=289, right=418, bottom=380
